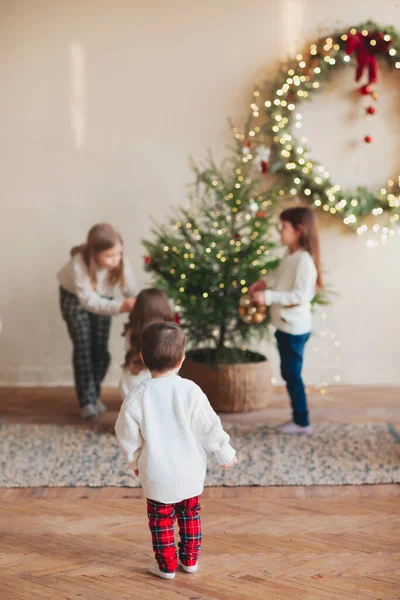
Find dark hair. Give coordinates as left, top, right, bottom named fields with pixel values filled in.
left=122, top=288, right=174, bottom=374
left=280, top=206, right=323, bottom=289
left=141, top=322, right=185, bottom=373
left=71, top=223, right=125, bottom=290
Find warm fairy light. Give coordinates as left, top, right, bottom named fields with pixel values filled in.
left=389, top=48, right=396, bottom=56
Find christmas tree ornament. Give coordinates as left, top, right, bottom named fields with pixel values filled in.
left=366, top=106, right=376, bottom=114
left=256, top=210, right=266, bottom=219
left=253, top=145, right=271, bottom=174
left=238, top=294, right=267, bottom=324
left=364, top=135, right=373, bottom=143
left=359, top=84, right=372, bottom=95
left=249, top=201, right=259, bottom=213
left=372, top=91, right=379, bottom=101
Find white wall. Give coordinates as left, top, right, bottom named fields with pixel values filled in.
left=1, top=0, right=400, bottom=386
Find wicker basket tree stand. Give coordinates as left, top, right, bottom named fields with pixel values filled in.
left=180, top=348, right=272, bottom=413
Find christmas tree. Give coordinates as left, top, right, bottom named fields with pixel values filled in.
left=142, top=127, right=282, bottom=365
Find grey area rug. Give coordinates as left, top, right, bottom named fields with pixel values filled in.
left=1, top=421, right=399, bottom=488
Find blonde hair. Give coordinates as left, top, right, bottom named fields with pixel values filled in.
left=71, top=223, right=125, bottom=290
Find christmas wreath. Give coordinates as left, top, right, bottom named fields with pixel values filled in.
left=237, top=20, right=400, bottom=237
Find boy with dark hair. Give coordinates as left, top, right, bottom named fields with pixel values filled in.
left=115, top=322, right=237, bottom=579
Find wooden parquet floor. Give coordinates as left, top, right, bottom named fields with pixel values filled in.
left=0, top=386, right=399, bottom=599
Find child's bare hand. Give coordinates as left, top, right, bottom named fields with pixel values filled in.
left=249, top=279, right=266, bottom=294
left=120, top=297, right=136, bottom=313
left=222, top=456, right=238, bottom=468
left=252, top=291, right=266, bottom=306
left=134, top=469, right=139, bottom=477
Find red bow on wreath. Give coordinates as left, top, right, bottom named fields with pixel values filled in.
left=346, top=31, right=391, bottom=84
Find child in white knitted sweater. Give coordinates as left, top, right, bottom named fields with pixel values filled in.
left=115, top=322, right=237, bottom=580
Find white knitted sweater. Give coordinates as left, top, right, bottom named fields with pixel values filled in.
left=115, top=374, right=236, bottom=503
left=264, top=249, right=317, bottom=335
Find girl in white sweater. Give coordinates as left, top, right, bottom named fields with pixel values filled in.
left=120, top=288, right=175, bottom=399
left=58, top=223, right=137, bottom=419
left=115, top=322, right=237, bottom=580
left=250, top=206, right=321, bottom=434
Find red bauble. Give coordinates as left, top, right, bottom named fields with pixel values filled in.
left=246, top=140, right=252, bottom=148
left=364, top=135, right=372, bottom=143
left=234, top=232, right=242, bottom=239
left=256, top=210, right=266, bottom=219
left=360, top=84, right=372, bottom=95
left=261, top=160, right=269, bottom=174
left=144, top=255, right=152, bottom=264
left=366, top=106, right=376, bottom=115
left=174, top=313, right=181, bottom=325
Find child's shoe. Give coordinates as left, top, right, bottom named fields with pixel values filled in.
left=148, top=565, right=175, bottom=579
left=277, top=421, right=311, bottom=435
left=95, top=399, right=108, bottom=413
left=80, top=404, right=98, bottom=420
left=179, top=560, right=198, bottom=573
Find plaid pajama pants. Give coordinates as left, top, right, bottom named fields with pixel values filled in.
left=60, top=287, right=111, bottom=407
left=147, top=496, right=202, bottom=573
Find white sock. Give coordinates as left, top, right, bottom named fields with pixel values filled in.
left=148, top=565, right=175, bottom=579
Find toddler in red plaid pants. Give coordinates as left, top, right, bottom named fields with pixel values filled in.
left=116, top=322, right=237, bottom=580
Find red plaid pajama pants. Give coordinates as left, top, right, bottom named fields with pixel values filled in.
left=147, top=495, right=202, bottom=573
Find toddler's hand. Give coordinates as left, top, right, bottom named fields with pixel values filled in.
left=222, top=456, right=238, bottom=468
left=249, top=279, right=266, bottom=294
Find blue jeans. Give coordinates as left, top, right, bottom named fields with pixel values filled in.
left=275, top=329, right=311, bottom=427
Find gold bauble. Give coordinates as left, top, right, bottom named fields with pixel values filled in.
left=252, top=312, right=267, bottom=324
left=238, top=293, right=268, bottom=325
left=239, top=294, right=252, bottom=308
